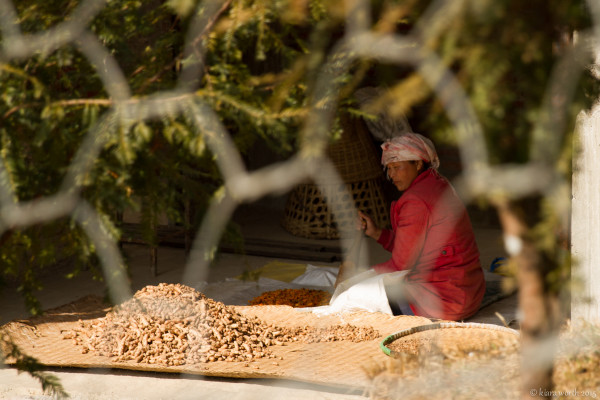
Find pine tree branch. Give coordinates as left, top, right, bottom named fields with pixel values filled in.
left=1, top=333, right=69, bottom=399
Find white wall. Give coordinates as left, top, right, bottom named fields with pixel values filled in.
left=571, top=104, right=600, bottom=323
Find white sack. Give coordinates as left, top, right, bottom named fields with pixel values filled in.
left=308, top=269, right=409, bottom=316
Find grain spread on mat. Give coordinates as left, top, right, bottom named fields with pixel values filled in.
left=248, top=288, right=332, bottom=307
left=62, top=283, right=379, bottom=366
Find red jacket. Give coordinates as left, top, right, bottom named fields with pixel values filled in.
left=373, top=169, right=485, bottom=320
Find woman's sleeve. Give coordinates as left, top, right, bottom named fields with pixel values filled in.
left=377, top=228, right=395, bottom=251
left=373, top=198, right=430, bottom=274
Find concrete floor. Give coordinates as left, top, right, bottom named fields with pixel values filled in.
left=0, top=206, right=517, bottom=399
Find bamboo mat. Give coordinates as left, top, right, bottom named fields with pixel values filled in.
left=1, top=296, right=432, bottom=390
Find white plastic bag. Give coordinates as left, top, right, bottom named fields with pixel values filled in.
left=290, top=264, right=339, bottom=287
left=308, top=269, right=408, bottom=316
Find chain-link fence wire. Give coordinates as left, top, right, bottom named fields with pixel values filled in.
left=0, top=0, right=598, bottom=397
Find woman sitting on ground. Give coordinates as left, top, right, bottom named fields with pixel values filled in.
left=340, top=133, right=485, bottom=321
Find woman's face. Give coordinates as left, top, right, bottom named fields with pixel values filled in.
left=386, top=160, right=422, bottom=191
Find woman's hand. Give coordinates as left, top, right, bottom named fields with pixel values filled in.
left=358, top=210, right=382, bottom=241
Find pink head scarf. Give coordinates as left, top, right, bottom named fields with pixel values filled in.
left=381, top=133, right=440, bottom=170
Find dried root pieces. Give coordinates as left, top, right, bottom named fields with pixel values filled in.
left=63, top=283, right=378, bottom=366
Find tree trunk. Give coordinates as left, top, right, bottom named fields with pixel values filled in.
left=495, top=202, right=561, bottom=399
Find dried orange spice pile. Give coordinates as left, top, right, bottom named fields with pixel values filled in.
left=248, top=288, right=332, bottom=308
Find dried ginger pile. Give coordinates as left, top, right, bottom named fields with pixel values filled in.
left=248, top=288, right=332, bottom=307
left=64, top=283, right=378, bottom=367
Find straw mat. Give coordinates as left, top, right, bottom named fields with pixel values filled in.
left=1, top=295, right=432, bottom=390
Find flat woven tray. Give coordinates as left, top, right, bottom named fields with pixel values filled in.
left=1, top=295, right=432, bottom=390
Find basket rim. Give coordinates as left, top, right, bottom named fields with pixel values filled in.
left=379, top=321, right=521, bottom=357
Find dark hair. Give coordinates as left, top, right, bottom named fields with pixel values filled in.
left=410, top=159, right=431, bottom=173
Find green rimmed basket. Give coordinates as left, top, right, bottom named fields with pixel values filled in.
left=380, top=322, right=520, bottom=358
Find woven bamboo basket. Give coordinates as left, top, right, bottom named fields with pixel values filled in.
left=380, top=322, right=520, bottom=359
left=281, top=114, right=389, bottom=239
